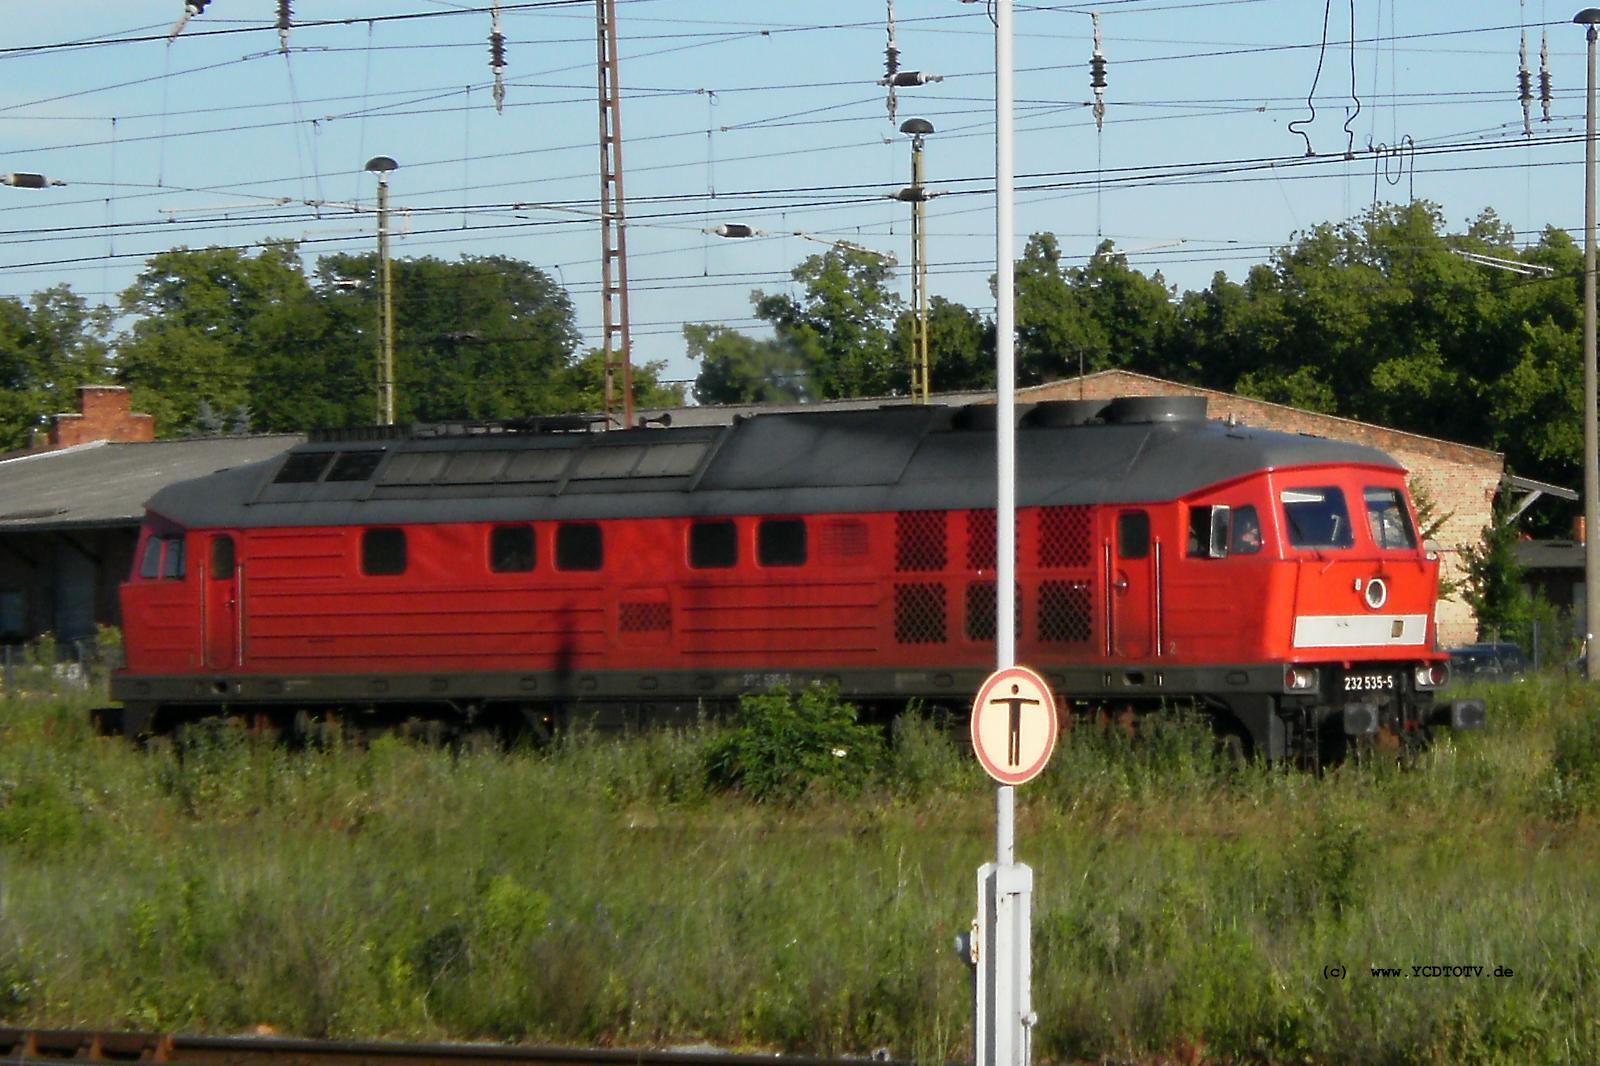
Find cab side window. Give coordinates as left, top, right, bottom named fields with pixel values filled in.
left=138, top=535, right=187, bottom=580
left=1229, top=505, right=1263, bottom=555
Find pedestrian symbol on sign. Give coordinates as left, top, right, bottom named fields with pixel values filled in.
left=971, top=665, right=1058, bottom=785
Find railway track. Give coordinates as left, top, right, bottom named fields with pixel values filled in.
left=0, top=1030, right=904, bottom=1066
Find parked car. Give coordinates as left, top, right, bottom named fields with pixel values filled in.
left=1447, top=642, right=1528, bottom=682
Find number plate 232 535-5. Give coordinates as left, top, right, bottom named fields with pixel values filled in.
left=1343, top=673, right=1395, bottom=693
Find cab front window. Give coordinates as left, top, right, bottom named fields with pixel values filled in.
left=1281, top=487, right=1354, bottom=549
left=1365, top=486, right=1417, bottom=549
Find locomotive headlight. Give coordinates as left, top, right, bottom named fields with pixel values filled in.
left=1284, top=666, right=1320, bottom=692
left=1414, top=662, right=1449, bottom=690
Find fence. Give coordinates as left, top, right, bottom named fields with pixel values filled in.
left=0, top=634, right=121, bottom=701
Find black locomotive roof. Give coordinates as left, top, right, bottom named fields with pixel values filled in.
left=144, top=399, right=1404, bottom=530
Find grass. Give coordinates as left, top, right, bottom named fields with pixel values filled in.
left=1, top=681, right=1598, bottom=1063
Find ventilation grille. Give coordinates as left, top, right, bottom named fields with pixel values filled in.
left=895, top=583, right=947, bottom=644
left=619, top=601, right=671, bottom=633
left=964, top=581, right=1021, bottom=643
left=820, top=519, right=870, bottom=560
left=967, top=509, right=996, bottom=570
left=1039, top=581, right=1093, bottom=643
left=896, top=511, right=947, bottom=572
left=1039, top=506, right=1092, bottom=568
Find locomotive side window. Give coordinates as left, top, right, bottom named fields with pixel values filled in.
left=1186, top=505, right=1232, bottom=558
left=362, top=529, right=407, bottom=575
left=1281, top=487, right=1354, bottom=549
left=689, top=520, right=737, bottom=569
left=556, top=523, right=603, bottom=571
left=1116, top=511, right=1150, bottom=560
left=136, top=535, right=188, bottom=580
left=161, top=536, right=186, bottom=579
left=1364, top=487, right=1417, bottom=549
left=273, top=452, right=335, bottom=484
left=1230, top=505, right=1263, bottom=555
left=138, top=537, right=163, bottom=579
left=490, top=526, right=536, bottom=572
left=210, top=536, right=235, bottom=579
left=758, top=518, right=807, bottom=567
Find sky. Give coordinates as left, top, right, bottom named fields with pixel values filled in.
left=0, top=1, right=1591, bottom=392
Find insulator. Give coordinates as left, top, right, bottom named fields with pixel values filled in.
left=490, top=31, right=507, bottom=70
left=884, top=44, right=900, bottom=80
left=886, top=70, right=941, bottom=87
left=1091, top=55, right=1107, bottom=91
left=1541, top=32, right=1553, bottom=122
left=277, top=0, right=291, bottom=31
left=1518, top=68, right=1532, bottom=105
left=185, top=0, right=207, bottom=13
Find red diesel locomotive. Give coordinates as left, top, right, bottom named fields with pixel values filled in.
left=98, top=396, right=1484, bottom=763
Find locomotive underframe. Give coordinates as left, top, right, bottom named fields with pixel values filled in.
left=101, top=658, right=1484, bottom=763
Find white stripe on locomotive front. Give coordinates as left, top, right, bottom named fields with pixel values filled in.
left=1291, top=614, right=1430, bottom=648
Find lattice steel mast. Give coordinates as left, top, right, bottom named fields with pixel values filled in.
left=595, top=0, right=634, bottom=427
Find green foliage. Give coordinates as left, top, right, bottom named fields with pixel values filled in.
left=0, top=286, right=111, bottom=449
left=1461, top=487, right=1533, bottom=641
left=1546, top=709, right=1600, bottom=819
left=685, top=322, right=811, bottom=404
left=705, top=685, right=884, bottom=802
left=2, top=683, right=1600, bottom=1060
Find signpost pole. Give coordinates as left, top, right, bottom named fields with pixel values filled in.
left=972, top=0, right=1035, bottom=1064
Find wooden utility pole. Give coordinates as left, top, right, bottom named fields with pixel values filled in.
left=595, top=0, right=634, bottom=428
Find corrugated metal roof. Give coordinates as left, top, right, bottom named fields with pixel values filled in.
left=0, top=435, right=302, bottom=532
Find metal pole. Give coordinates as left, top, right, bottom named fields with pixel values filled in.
left=911, top=135, right=930, bottom=403
left=1580, top=10, right=1600, bottom=679
left=980, top=6, right=1033, bottom=1066
left=377, top=173, right=395, bottom=426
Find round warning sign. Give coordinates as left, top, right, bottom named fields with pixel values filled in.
left=971, top=664, right=1060, bottom=785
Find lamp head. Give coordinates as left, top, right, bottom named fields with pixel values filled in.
left=1577, top=8, right=1600, bottom=24
left=364, top=155, right=399, bottom=175
left=899, top=118, right=935, bottom=136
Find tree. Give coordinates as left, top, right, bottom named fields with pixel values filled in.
left=315, top=252, right=586, bottom=424
left=685, top=323, right=811, bottom=405
left=0, top=286, right=112, bottom=450
left=890, top=296, right=994, bottom=393
left=551, top=348, right=687, bottom=415
left=116, top=242, right=316, bottom=435
left=752, top=247, right=907, bottom=398
left=1461, top=488, right=1532, bottom=641
left=1008, top=235, right=1176, bottom=384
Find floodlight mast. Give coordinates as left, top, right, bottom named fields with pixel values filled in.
left=898, top=119, right=935, bottom=403
left=365, top=155, right=399, bottom=426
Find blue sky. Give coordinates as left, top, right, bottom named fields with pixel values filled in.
left=0, top=1, right=1588, bottom=389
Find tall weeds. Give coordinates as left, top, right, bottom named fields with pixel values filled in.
left=1, top=680, right=1597, bottom=1063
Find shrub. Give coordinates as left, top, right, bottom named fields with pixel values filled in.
left=705, top=685, right=884, bottom=802
left=1546, top=709, right=1600, bottom=820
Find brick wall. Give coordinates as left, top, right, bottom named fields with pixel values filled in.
left=45, top=386, right=155, bottom=448
left=1021, top=371, right=1502, bottom=646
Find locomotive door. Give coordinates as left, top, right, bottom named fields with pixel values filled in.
left=1108, top=510, right=1153, bottom=659
left=202, top=534, right=240, bottom=669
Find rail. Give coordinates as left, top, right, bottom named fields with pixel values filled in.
left=0, top=1029, right=905, bottom=1066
